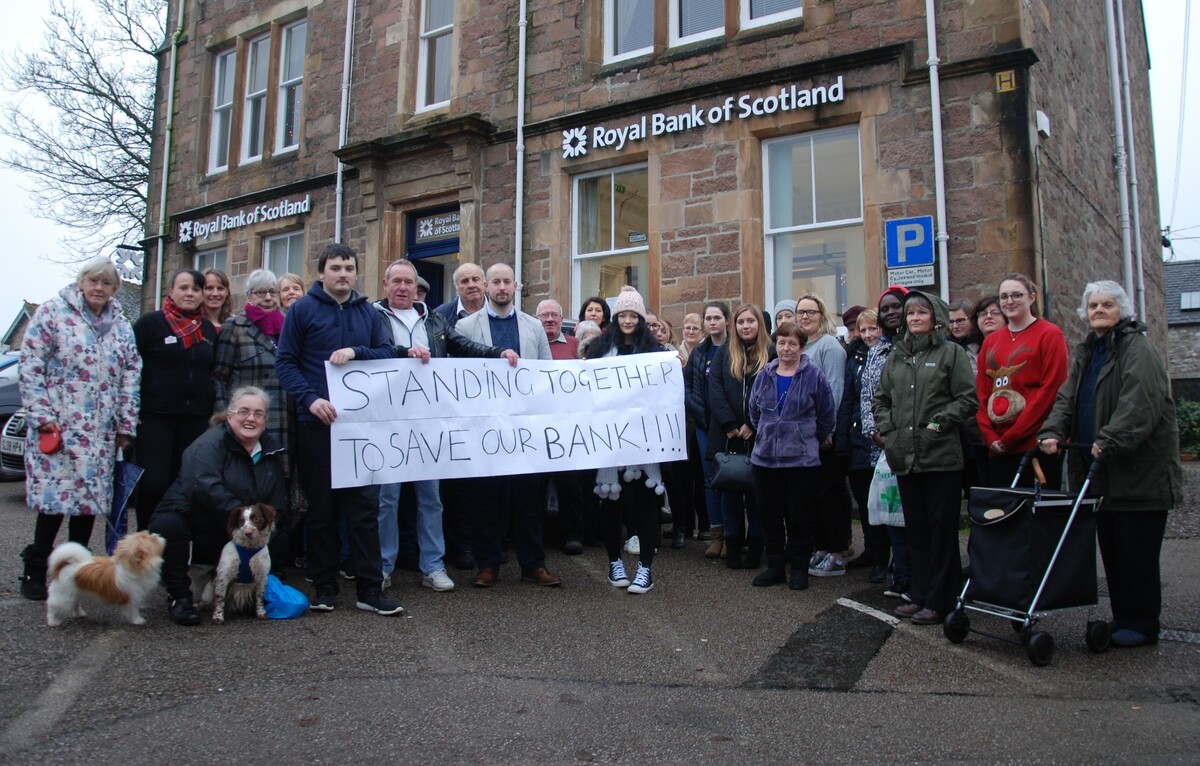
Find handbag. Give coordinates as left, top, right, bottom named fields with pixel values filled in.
left=263, top=574, right=309, bottom=619
left=712, top=447, right=754, bottom=493
left=866, top=452, right=905, bottom=527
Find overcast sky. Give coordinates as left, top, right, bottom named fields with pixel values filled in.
left=0, top=3, right=1196, bottom=324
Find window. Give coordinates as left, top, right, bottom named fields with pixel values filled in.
left=208, top=50, right=236, bottom=173
left=741, top=0, right=802, bottom=30
left=241, top=36, right=270, bottom=162
left=264, top=231, right=306, bottom=277
left=763, top=126, right=865, bottom=314
left=670, top=0, right=723, bottom=47
left=195, top=248, right=227, bottom=273
left=276, top=20, right=307, bottom=152
left=1182, top=291, right=1200, bottom=310
left=417, top=0, right=454, bottom=110
left=573, top=166, right=649, bottom=307
left=606, top=0, right=653, bottom=61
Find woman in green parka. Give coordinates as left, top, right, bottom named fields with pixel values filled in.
left=1039, top=280, right=1182, bottom=648
left=873, top=291, right=977, bottom=626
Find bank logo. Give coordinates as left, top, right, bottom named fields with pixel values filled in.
left=562, top=126, right=587, bottom=159
left=418, top=218, right=434, bottom=238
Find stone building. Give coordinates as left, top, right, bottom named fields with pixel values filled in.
left=1165, top=260, right=1200, bottom=400
left=143, top=0, right=1165, bottom=346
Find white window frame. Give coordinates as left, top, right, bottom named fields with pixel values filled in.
left=208, top=49, right=236, bottom=174
left=669, top=0, right=724, bottom=48
left=276, top=20, right=307, bottom=153
left=416, top=0, right=453, bottom=112
left=572, top=164, right=650, bottom=308
left=1182, top=291, right=1200, bottom=310
left=263, top=231, right=306, bottom=277
left=762, top=127, right=864, bottom=309
left=194, top=247, right=227, bottom=274
left=240, top=35, right=270, bottom=163
left=605, top=0, right=654, bottom=63
left=740, top=0, right=803, bottom=31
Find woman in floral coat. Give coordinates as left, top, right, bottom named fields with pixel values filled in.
left=18, top=257, right=141, bottom=600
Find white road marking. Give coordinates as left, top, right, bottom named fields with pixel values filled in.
left=837, top=597, right=900, bottom=626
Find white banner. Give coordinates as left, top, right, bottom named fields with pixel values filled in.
left=325, top=352, right=686, bottom=487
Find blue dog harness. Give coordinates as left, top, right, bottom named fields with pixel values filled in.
left=235, top=543, right=259, bottom=584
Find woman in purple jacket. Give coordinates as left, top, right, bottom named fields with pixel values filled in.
left=747, top=322, right=836, bottom=590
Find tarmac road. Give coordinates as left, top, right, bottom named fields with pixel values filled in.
left=0, top=471, right=1197, bottom=765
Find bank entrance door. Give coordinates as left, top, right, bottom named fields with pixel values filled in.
left=407, top=206, right=461, bottom=310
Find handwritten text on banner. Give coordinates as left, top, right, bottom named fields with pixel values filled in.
left=326, top=352, right=686, bottom=487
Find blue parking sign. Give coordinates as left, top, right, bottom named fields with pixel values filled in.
left=885, top=216, right=935, bottom=268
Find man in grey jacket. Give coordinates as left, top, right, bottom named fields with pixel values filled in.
left=455, top=263, right=560, bottom=588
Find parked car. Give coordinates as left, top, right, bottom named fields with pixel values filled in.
left=0, top=352, right=25, bottom=479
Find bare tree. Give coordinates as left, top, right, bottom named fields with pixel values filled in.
left=1, top=0, right=165, bottom=258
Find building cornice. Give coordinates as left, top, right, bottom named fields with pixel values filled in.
left=167, top=172, right=339, bottom=223
left=336, top=114, right=510, bottom=165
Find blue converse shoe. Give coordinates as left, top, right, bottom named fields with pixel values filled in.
left=608, top=559, right=630, bottom=588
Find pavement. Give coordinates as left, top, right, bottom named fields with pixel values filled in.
left=0, top=466, right=1198, bottom=765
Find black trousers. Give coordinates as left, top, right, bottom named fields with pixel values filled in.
left=135, top=412, right=208, bottom=530
left=601, top=478, right=659, bottom=567
left=296, top=422, right=382, bottom=597
left=149, top=509, right=290, bottom=601
left=475, top=474, right=545, bottom=572
left=541, top=469, right=586, bottom=544
left=753, top=465, right=817, bottom=558
left=811, top=448, right=850, bottom=552
left=1098, top=509, right=1168, bottom=636
left=896, top=470, right=963, bottom=613
left=440, top=478, right=476, bottom=558
left=988, top=451, right=1062, bottom=491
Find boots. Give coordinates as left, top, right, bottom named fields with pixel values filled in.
left=725, top=537, right=744, bottom=569
left=788, top=557, right=809, bottom=591
left=704, top=526, right=724, bottom=559
left=744, top=539, right=763, bottom=569
left=19, top=545, right=48, bottom=601
left=752, top=555, right=787, bottom=587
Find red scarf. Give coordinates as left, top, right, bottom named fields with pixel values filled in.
left=162, top=296, right=206, bottom=349
left=244, top=303, right=285, bottom=340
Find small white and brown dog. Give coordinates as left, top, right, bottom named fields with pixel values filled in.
left=211, top=503, right=276, bottom=624
left=46, top=530, right=166, bottom=627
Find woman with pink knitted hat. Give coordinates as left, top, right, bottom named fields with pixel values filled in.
left=585, top=286, right=667, bottom=594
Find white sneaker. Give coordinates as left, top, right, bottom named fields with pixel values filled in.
left=382, top=571, right=392, bottom=590
left=627, top=563, right=654, bottom=594
left=422, top=569, right=456, bottom=592
left=624, top=535, right=640, bottom=555
left=608, top=559, right=630, bottom=588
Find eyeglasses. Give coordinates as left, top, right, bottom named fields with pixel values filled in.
left=998, top=292, right=1027, bottom=303
left=234, top=408, right=267, bottom=421
left=977, top=308, right=1003, bottom=318
left=948, top=318, right=969, bottom=325
left=250, top=289, right=279, bottom=297
left=795, top=309, right=821, bottom=318
left=647, top=323, right=661, bottom=329
left=536, top=312, right=561, bottom=319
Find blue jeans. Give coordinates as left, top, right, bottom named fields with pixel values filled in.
left=694, top=430, right=724, bottom=530
left=378, top=479, right=447, bottom=576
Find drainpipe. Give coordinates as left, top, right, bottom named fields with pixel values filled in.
left=334, top=0, right=357, bottom=244
left=153, top=0, right=186, bottom=309
left=924, top=0, right=950, bottom=302
left=1115, top=0, right=1146, bottom=321
left=514, top=0, right=529, bottom=287
left=1103, top=0, right=1135, bottom=309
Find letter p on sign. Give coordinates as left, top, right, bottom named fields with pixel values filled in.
left=885, top=216, right=935, bottom=269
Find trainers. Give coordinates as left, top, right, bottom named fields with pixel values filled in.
left=608, top=559, right=630, bottom=588
left=883, top=581, right=911, bottom=599
left=809, top=550, right=829, bottom=568
left=808, top=553, right=846, bottom=577
left=356, top=592, right=404, bottom=615
left=422, top=569, right=456, bottom=592
left=310, top=588, right=337, bottom=612
left=624, top=535, right=640, bottom=556
left=381, top=571, right=392, bottom=590
left=627, top=563, right=654, bottom=594
left=339, top=565, right=356, bottom=581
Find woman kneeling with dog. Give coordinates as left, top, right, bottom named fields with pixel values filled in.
left=149, top=387, right=288, bottom=625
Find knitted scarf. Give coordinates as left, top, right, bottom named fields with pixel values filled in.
left=244, top=303, right=285, bottom=340
left=161, top=296, right=205, bottom=349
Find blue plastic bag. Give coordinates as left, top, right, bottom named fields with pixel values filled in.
left=263, top=574, right=309, bottom=619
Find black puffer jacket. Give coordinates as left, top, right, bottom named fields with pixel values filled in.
left=835, top=337, right=875, bottom=470
left=685, top=337, right=725, bottom=427
left=155, top=423, right=287, bottom=553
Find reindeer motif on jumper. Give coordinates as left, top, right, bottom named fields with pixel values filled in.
left=984, top=344, right=1033, bottom=425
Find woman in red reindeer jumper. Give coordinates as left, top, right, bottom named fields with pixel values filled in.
left=975, top=273, right=1069, bottom=489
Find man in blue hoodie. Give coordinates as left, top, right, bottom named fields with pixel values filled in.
left=275, top=243, right=403, bottom=616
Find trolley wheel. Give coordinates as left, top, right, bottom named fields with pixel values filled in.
left=1026, top=631, right=1055, bottom=667
left=943, top=610, right=970, bottom=644
left=1086, top=620, right=1111, bottom=654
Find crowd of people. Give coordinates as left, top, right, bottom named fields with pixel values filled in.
left=13, top=251, right=1182, bottom=648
